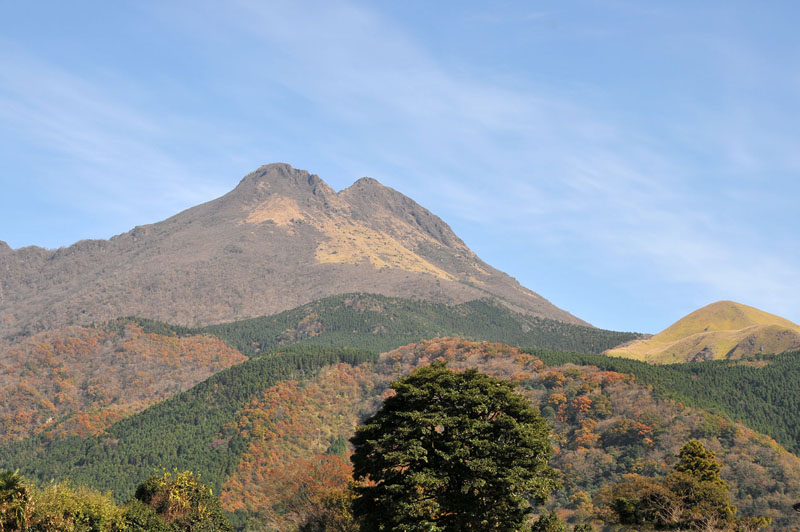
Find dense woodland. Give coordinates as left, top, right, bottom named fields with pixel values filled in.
left=109, top=293, right=641, bottom=356
left=0, top=346, right=376, bottom=501
left=529, top=349, right=800, bottom=454
left=106, top=305, right=800, bottom=458
left=0, top=324, right=245, bottom=442
left=3, top=340, right=798, bottom=530
left=2, top=295, right=800, bottom=530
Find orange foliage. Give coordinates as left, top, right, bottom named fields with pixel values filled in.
left=547, top=393, right=567, bottom=407
left=221, top=363, right=383, bottom=530
left=570, top=395, right=592, bottom=414
left=0, top=324, right=246, bottom=442
left=543, top=371, right=567, bottom=388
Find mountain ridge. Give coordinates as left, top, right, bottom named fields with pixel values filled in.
left=0, top=163, right=587, bottom=341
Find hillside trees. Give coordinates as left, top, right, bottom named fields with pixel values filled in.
left=0, top=347, right=377, bottom=501
left=0, top=469, right=231, bottom=532
left=599, top=440, right=770, bottom=531
left=350, top=362, right=558, bottom=532
left=531, top=349, right=800, bottom=454
left=0, top=470, right=32, bottom=531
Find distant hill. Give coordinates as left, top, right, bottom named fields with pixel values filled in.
left=119, top=293, right=639, bottom=356
left=0, top=163, right=586, bottom=342
left=605, top=300, right=800, bottom=363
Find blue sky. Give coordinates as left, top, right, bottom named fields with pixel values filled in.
left=1, top=1, right=798, bottom=333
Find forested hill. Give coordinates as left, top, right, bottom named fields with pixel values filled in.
left=1, top=340, right=797, bottom=530
left=110, top=293, right=641, bottom=356
left=0, top=345, right=377, bottom=500
left=531, top=348, right=800, bottom=454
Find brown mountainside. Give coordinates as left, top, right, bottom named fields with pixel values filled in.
left=0, top=323, right=245, bottom=442
left=0, top=163, right=585, bottom=341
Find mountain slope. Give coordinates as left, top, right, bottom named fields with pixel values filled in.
left=187, top=293, right=638, bottom=356
left=0, top=323, right=246, bottom=443
left=605, top=300, right=800, bottom=363
left=0, top=163, right=585, bottom=341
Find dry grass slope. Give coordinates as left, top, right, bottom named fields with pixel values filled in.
left=606, top=301, right=800, bottom=363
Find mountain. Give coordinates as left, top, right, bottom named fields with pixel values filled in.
left=0, top=163, right=585, bottom=342
left=605, top=300, right=800, bottom=363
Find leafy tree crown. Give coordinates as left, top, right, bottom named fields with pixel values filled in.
left=350, top=362, right=558, bottom=532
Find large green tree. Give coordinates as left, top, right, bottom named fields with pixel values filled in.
left=350, top=362, right=558, bottom=532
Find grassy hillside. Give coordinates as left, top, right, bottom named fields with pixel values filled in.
left=607, top=300, right=800, bottom=362
left=113, top=293, right=641, bottom=356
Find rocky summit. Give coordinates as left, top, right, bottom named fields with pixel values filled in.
left=0, top=163, right=586, bottom=341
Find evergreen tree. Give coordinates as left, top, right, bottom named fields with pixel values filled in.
left=350, top=362, right=558, bottom=532
left=665, top=440, right=737, bottom=529
left=672, top=439, right=723, bottom=482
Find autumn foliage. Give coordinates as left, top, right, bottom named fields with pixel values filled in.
left=214, top=338, right=800, bottom=530
left=0, top=324, right=246, bottom=442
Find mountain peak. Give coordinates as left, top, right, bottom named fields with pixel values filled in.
left=233, top=163, right=334, bottom=200
left=350, top=176, right=383, bottom=187
left=0, top=163, right=589, bottom=339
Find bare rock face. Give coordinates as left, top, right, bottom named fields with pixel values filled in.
left=0, top=163, right=587, bottom=341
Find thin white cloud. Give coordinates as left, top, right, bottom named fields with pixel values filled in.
left=2, top=1, right=797, bottom=326
left=0, top=45, right=228, bottom=222
left=169, top=0, right=798, bottom=323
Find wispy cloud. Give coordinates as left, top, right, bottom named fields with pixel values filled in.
left=0, top=45, right=228, bottom=222
left=170, top=0, right=799, bottom=324
left=1, top=0, right=797, bottom=329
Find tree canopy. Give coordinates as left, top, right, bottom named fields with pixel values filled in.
left=0, top=469, right=232, bottom=532
left=601, top=440, right=770, bottom=531
left=350, top=362, right=558, bottom=532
